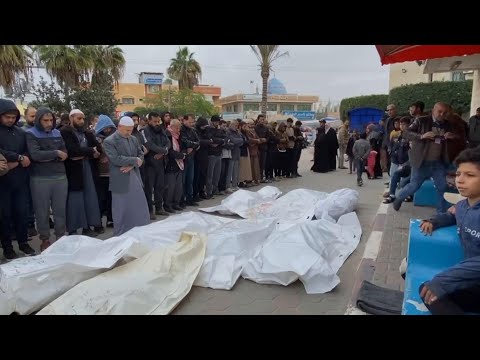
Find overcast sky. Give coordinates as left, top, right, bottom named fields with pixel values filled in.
left=120, top=45, right=390, bottom=104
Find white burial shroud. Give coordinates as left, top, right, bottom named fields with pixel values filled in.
left=0, top=187, right=361, bottom=315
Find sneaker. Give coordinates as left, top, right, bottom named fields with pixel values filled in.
left=28, top=227, right=38, bottom=237
left=404, top=195, right=413, bottom=202
left=392, top=199, right=402, bottom=211
left=357, top=180, right=363, bottom=187
left=106, top=221, right=114, bottom=228
left=19, top=243, right=36, bottom=256
left=3, top=247, right=18, bottom=261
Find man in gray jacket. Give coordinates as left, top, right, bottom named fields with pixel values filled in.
left=103, top=116, right=150, bottom=236
left=353, top=132, right=370, bottom=187
left=26, top=107, right=68, bottom=251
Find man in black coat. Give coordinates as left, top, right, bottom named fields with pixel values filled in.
left=0, top=99, right=36, bottom=260
left=60, top=109, right=103, bottom=236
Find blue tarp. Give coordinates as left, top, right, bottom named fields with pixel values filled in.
left=347, top=107, right=385, bottom=132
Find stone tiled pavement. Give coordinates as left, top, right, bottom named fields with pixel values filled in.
left=3, top=147, right=386, bottom=315
left=371, top=200, right=436, bottom=292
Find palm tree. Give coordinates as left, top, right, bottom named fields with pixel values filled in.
left=167, top=46, right=202, bottom=90
left=34, top=45, right=94, bottom=88
left=250, top=45, right=289, bottom=116
left=0, top=45, right=31, bottom=89
left=91, top=45, right=125, bottom=86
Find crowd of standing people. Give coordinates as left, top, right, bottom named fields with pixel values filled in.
left=0, top=100, right=308, bottom=261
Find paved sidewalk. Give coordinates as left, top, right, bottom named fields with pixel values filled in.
left=372, top=203, right=434, bottom=292
left=347, top=195, right=438, bottom=314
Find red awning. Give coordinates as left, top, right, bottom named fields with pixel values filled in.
left=375, top=45, right=480, bottom=65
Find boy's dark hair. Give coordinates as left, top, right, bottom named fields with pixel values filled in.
left=360, top=132, right=367, bottom=139
left=399, top=116, right=411, bottom=124
left=410, top=101, right=425, bottom=112
left=454, top=148, right=480, bottom=168
left=148, top=112, right=160, bottom=120
left=295, top=120, right=302, bottom=126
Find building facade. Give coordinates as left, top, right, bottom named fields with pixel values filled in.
left=389, top=61, right=474, bottom=91
left=114, top=71, right=221, bottom=116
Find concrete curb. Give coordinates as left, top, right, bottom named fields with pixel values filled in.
left=345, top=202, right=389, bottom=315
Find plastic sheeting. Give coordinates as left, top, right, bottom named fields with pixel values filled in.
left=199, top=186, right=282, bottom=217
left=0, top=236, right=135, bottom=315
left=37, top=232, right=207, bottom=315
left=242, top=212, right=362, bottom=293
left=0, top=186, right=362, bottom=314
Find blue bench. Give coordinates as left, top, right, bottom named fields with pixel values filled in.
left=402, top=219, right=463, bottom=315
left=413, top=179, right=457, bottom=207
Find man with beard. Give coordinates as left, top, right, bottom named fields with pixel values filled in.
left=103, top=116, right=150, bottom=236
left=60, top=109, right=103, bottom=236
left=193, top=117, right=213, bottom=200
left=0, top=99, right=36, bottom=259
left=125, top=111, right=148, bottom=195
left=21, top=106, right=38, bottom=237
left=255, top=114, right=270, bottom=183
left=161, top=111, right=172, bottom=130
left=94, top=115, right=117, bottom=228
left=143, top=112, right=170, bottom=219
left=325, top=122, right=339, bottom=171
left=26, top=107, right=68, bottom=251
left=180, top=114, right=200, bottom=206
left=206, top=115, right=227, bottom=198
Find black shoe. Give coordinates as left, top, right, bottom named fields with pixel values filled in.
left=19, top=243, right=36, bottom=256
left=28, top=227, right=38, bottom=237
left=3, top=247, right=18, bottom=261
left=82, top=228, right=98, bottom=237
left=172, top=205, right=183, bottom=211
left=149, top=213, right=157, bottom=220
left=200, top=193, right=208, bottom=200
left=49, top=218, right=55, bottom=229
left=179, top=203, right=187, bottom=209
left=205, top=194, right=213, bottom=200
left=192, top=196, right=201, bottom=202
left=106, top=221, right=114, bottom=228
left=94, top=226, right=105, bottom=234
left=295, top=173, right=302, bottom=177
left=404, top=195, right=413, bottom=203
left=186, top=201, right=199, bottom=206
left=164, top=206, right=176, bottom=214
left=392, top=199, right=402, bottom=211
left=357, top=180, right=363, bottom=187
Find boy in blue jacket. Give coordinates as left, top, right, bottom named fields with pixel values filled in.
left=419, top=147, right=480, bottom=315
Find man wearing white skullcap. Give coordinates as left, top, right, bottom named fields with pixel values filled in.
left=103, top=116, right=150, bottom=236
left=60, top=109, right=103, bottom=237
